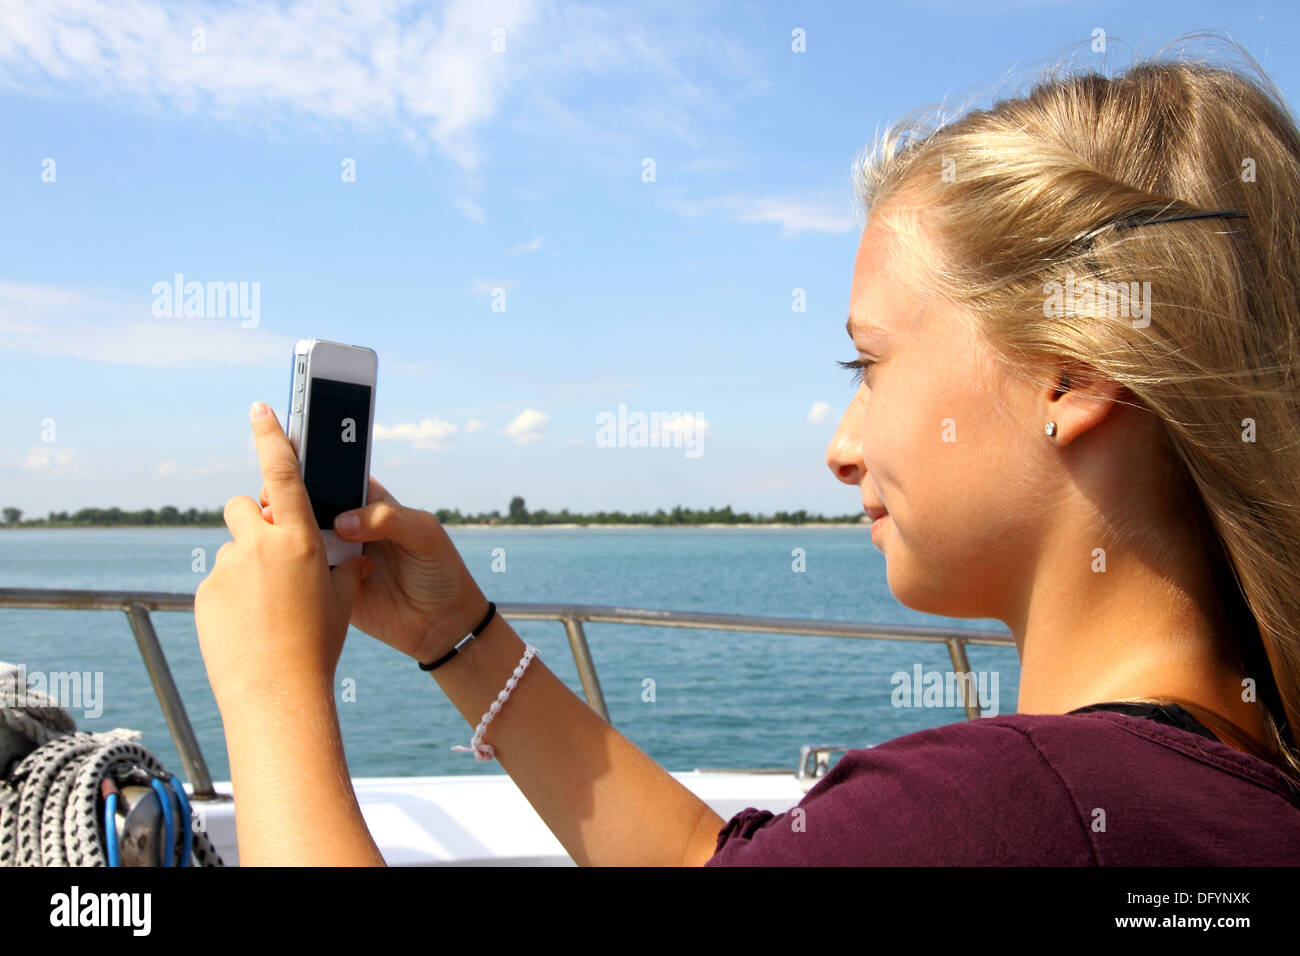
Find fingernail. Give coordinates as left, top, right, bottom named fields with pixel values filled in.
left=336, top=512, right=360, bottom=535
left=250, top=401, right=270, bottom=418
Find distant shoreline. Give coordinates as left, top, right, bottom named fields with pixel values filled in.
left=0, top=521, right=868, bottom=531
left=449, top=522, right=869, bottom=529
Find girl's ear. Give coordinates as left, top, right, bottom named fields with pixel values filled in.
left=1047, top=364, right=1124, bottom=445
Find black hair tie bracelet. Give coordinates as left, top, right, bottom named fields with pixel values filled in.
left=419, top=601, right=497, bottom=671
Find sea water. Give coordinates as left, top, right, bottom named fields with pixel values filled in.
left=0, top=526, right=1017, bottom=780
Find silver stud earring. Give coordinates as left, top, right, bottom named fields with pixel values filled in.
left=1045, top=421, right=1057, bottom=438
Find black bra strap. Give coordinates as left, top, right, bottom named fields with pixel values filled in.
left=1069, top=701, right=1219, bottom=743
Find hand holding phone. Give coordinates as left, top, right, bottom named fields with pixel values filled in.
left=257, top=338, right=487, bottom=663
left=283, top=339, right=377, bottom=566
left=199, top=399, right=372, bottom=711
left=260, top=468, right=490, bottom=665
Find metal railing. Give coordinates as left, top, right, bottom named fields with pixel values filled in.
left=0, top=587, right=1015, bottom=798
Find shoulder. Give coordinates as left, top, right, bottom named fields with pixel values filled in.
left=706, top=714, right=1096, bottom=866
left=705, top=711, right=1300, bottom=866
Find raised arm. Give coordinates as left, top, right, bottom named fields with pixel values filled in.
left=311, top=473, right=725, bottom=866
left=429, top=606, right=726, bottom=866
left=206, top=404, right=723, bottom=865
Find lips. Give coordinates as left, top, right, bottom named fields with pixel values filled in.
left=864, top=505, right=888, bottom=522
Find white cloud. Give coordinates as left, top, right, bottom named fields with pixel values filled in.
left=0, top=1, right=762, bottom=178
left=666, top=195, right=857, bottom=237
left=733, top=198, right=857, bottom=236
left=507, top=5, right=764, bottom=158
left=658, top=413, right=711, bottom=439
left=469, top=277, right=516, bottom=295
left=375, top=417, right=459, bottom=451
left=507, top=236, right=543, bottom=255
left=463, top=418, right=488, bottom=433
left=453, top=196, right=487, bottom=222
left=808, top=401, right=834, bottom=424
left=503, top=408, right=548, bottom=445
left=0, top=0, right=541, bottom=171
left=0, top=280, right=292, bottom=366
left=24, top=445, right=77, bottom=476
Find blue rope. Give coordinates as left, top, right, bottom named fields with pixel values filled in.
left=104, top=791, right=120, bottom=867
left=150, top=778, right=174, bottom=867
left=102, top=771, right=194, bottom=867
left=169, top=774, right=194, bottom=867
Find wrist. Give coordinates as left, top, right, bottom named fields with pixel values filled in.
left=415, top=591, right=492, bottom=665
left=218, top=670, right=335, bottom=725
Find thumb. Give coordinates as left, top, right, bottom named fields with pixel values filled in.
left=332, top=553, right=370, bottom=611
left=334, top=500, right=429, bottom=552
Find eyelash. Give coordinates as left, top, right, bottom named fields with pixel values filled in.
left=837, top=357, right=875, bottom=386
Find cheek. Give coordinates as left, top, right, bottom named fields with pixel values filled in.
left=863, top=374, right=965, bottom=506
left=876, top=390, right=1024, bottom=615
left=919, top=393, right=1037, bottom=556
left=871, top=375, right=1015, bottom=541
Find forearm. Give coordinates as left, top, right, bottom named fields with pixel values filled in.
left=432, top=613, right=726, bottom=866
left=221, top=676, right=386, bottom=866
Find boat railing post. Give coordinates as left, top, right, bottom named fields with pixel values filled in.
left=122, top=602, right=217, bottom=798
left=561, top=615, right=611, bottom=724
left=946, top=636, right=983, bottom=720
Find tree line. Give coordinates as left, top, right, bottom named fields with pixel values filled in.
left=1, top=497, right=866, bottom=528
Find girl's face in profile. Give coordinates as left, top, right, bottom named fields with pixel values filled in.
left=826, top=215, right=1047, bottom=622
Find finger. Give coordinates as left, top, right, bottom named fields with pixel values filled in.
left=223, top=495, right=265, bottom=540
left=262, top=466, right=376, bottom=521
left=249, top=401, right=314, bottom=533
left=331, top=554, right=368, bottom=614
left=333, top=498, right=429, bottom=550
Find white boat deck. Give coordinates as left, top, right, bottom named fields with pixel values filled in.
left=190, top=770, right=811, bottom=866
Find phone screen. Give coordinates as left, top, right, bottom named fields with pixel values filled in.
left=303, top=375, right=372, bottom=529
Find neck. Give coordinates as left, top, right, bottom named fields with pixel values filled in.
left=1008, top=510, right=1272, bottom=751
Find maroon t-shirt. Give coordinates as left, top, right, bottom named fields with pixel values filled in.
left=705, top=704, right=1300, bottom=865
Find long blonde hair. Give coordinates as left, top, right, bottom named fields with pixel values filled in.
left=853, top=35, right=1300, bottom=785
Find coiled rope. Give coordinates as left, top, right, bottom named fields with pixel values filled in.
left=0, top=662, right=225, bottom=866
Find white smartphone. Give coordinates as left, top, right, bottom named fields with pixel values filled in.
left=286, top=339, right=378, bottom=567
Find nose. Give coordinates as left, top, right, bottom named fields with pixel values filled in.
left=825, top=388, right=866, bottom=486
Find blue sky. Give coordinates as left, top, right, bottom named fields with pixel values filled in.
left=1, top=1, right=1297, bottom=519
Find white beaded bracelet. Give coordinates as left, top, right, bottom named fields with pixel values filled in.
left=451, top=644, right=539, bottom=761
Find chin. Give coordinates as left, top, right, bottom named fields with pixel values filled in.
left=885, top=558, right=976, bottom=619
